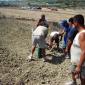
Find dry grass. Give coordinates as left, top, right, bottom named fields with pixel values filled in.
left=1, top=7, right=85, bottom=22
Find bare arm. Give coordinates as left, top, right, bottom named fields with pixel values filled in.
left=59, top=29, right=64, bottom=35
left=65, top=39, right=72, bottom=53
left=58, top=30, right=64, bottom=41
left=74, top=32, right=85, bottom=76
left=77, top=32, right=85, bottom=68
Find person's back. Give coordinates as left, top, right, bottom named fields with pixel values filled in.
left=37, top=14, right=49, bottom=28
left=50, top=31, right=59, bottom=37
left=28, top=25, right=48, bottom=61
left=33, top=26, right=48, bottom=38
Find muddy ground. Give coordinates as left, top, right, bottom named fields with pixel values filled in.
left=0, top=8, right=83, bottom=85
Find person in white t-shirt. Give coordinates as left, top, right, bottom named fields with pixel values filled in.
left=49, top=31, right=63, bottom=50
left=28, top=21, right=48, bottom=61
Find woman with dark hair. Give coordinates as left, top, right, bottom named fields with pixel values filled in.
left=37, top=14, right=49, bottom=28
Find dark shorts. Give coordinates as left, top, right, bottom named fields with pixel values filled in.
left=70, top=64, right=85, bottom=79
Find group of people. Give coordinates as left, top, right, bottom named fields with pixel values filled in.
left=28, top=14, right=85, bottom=85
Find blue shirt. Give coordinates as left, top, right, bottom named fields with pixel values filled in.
left=68, top=27, right=78, bottom=42
left=60, top=20, right=70, bottom=47
left=63, top=26, right=70, bottom=47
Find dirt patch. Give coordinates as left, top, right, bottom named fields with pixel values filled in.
left=0, top=8, right=82, bottom=85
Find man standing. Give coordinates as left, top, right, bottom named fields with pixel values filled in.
left=67, top=15, right=85, bottom=85
left=65, top=17, right=78, bottom=59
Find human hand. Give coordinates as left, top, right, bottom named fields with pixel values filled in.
left=65, top=48, right=68, bottom=54
left=74, top=66, right=81, bottom=79
left=75, top=66, right=81, bottom=74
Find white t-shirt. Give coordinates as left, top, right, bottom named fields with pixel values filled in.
left=33, top=26, right=48, bottom=37
left=50, top=31, right=59, bottom=37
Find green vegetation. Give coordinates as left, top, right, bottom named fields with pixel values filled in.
left=25, top=0, right=85, bottom=8
left=0, top=0, right=85, bottom=8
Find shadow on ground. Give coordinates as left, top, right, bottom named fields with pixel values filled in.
left=46, top=53, right=65, bottom=65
